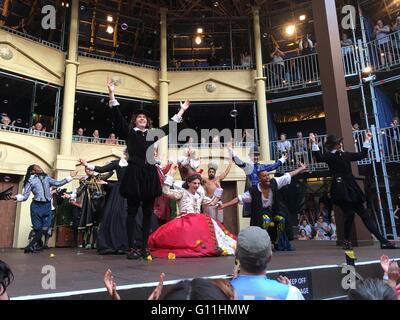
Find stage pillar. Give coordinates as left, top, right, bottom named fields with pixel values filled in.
left=56, top=0, right=79, bottom=175
left=312, top=0, right=372, bottom=246
left=158, top=7, right=170, bottom=164
left=252, top=7, right=270, bottom=162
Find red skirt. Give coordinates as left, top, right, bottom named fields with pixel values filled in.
left=148, top=213, right=237, bottom=258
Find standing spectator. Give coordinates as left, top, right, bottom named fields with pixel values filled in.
left=276, top=133, right=291, bottom=159
left=293, top=131, right=308, bottom=164
left=105, top=133, right=118, bottom=145
left=200, top=137, right=208, bottom=149
left=270, top=46, right=285, bottom=85
left=341, top=33, right=353, bottom=53
left=374, top=20, right=392, bottom=66
left=231, top=226, right=304, bottom=300
left=240, top=51, right=252, bottom=67
left=212, top=135, right=221, bottom=148
left=299, top=34, right=314, bottom=55
left=393, top=16, right=400, bottom=51
left=207, top=45, right=221, bottom=66
left=390, top=117, right=400, bottom=157
left=0, top=260, right=13, bottom=300
left=92, top=129, right=100, bottom=143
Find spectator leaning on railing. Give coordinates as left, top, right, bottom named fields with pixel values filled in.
left=374, top=19, right=392, bottom=66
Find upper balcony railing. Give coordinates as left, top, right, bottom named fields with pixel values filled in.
left=77, top=51, right=159, bottom=70
left=0, top=124, right=57, bottom=139
left=263, top=46, right=359, bottom=92
left=0, top=26, right=62, bottom=51
left=365, top=30, right=400, bottom=72
left=270, top=126, right=400, bottom=173
left=72, top=135, right=126, bottom=145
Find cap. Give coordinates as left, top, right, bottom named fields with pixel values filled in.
left=248, top=145, right=260, bottom=156
left=237, top=226, right=272, bottom=259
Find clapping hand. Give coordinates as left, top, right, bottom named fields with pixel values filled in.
left=277, top=275, right=291, bottom=285
left=380, top=255, right=390, bottom=274
left=365, top=131, right=373, bottom=141
left=148, top=273, right=165, bottom=300
left=104, top=269, right=121, bottom=300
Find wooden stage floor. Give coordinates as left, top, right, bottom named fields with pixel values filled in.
left=2, top=240, right=399, bottom=299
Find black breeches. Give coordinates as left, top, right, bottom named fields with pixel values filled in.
left=338, top=202, right=386, bottom=243
left=126, top=198, right=154, bottom=249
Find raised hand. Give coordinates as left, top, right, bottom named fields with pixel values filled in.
left=365, top=131, right=373, bottom=141
left=148, top=273, right=165, bottom=300
left=309, top=133, right=316, bottom=144
left=180, top=99, right=190, bottom=111
left=104, top=269, right=121, bottom=300
left=388, top=261, right=400, bottom=283
left=380, top=255, right=390, bottom=274
left=277, top=275, right=291, bottom=285
left=107, top=79, right=115, bottom=94
left=168, top=164, right=178, bottom=176
left=79, top=159, right=88, bottom=167
left=299, top=163, right=308, bottom=171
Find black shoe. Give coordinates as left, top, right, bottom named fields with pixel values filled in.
left=343, top=240, right=353, bottom=250
left=381, top=241, right=399, bottom=249
left=42, top=245, right=50, bottom=250
left=127, top=248, right=142, bottom=260
left=24, top=246, right=36, bottom=254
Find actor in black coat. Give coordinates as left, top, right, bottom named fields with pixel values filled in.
left=310, top=132, right=395, bottom=249
left=107, top=80, right=190, bottom=259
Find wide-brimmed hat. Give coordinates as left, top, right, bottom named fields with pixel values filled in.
left=325, top=134, right=343, bottom=150
left=133, top=109, right=154, bottom=119
left=248, top=145, right=260, bottom=156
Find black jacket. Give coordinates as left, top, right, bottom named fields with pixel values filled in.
left=312, top=147, right=369, bottom=204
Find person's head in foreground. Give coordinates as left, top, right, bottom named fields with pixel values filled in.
left=161, top=278, right=235, bottom=300
left=235, top=226, right=272, bottom=275
left=0, top=260, right=13, bottom=300
left=348, top=278, right=398, bottom=300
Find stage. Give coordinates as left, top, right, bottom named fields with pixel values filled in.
left=2, top=240, right=399, bottom=300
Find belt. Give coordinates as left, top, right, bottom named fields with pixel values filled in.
left=33, top=200, right=50, bottom=204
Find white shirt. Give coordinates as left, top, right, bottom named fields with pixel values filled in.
left=238, top=173, right=292, bottom=206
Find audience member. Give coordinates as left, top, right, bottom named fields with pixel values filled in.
left=0, top=260, right=13, bottom=300
left=329, top=215, right=337, bottom=241
left=270, top=46, right=285, bottom=85
left=298, top=218, right=312, bottom=238
left=299, top=34, right=314, bottom=55
left=348, top=278, right=398, bottom=300
left=298, top=229, right=310, bottom=241
left=240, top=51, right=252, bottom=67
left=314, top=215, right=330, bottom=240
left=92, top=129, right=100, bottom=143
left=105, top=133, right=118, bottom=145
left=207, top=45, right=221, bottom=66
left=231, top=226, right=304, bottom=300
left=276, top=133, right=291, bottom=158
left=374, top=20, right=392, bottom=66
